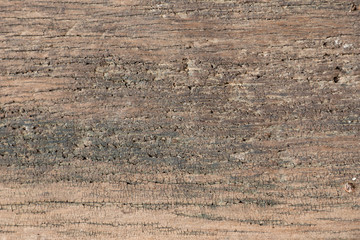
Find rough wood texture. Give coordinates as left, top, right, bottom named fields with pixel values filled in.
left=1, top=0, right=360, bottom=239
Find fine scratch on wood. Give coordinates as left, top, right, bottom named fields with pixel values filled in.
left=65, top=22, right=81, bottom=36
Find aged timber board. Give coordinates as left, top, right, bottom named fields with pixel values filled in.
left=0, top=0, right=360, bottom=239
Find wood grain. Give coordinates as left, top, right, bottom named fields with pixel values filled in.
left=0, top=0, right=360, bottom=239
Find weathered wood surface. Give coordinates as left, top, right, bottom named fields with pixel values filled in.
left=0, top=0, right=360, bottom=239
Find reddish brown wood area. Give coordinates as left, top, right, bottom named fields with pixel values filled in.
left=0, top=0, right=360, bottom=239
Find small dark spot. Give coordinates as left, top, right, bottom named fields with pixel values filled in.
left=344, top=182, right=355, bottom=193
left=333, top=76, right=339, bottom=83
left=350, top=3, right=357, bottom=11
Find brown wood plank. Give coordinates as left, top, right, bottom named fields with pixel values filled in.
left=0, top=0, right=359, bottom=239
